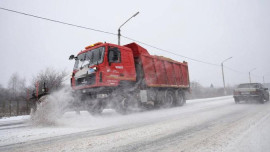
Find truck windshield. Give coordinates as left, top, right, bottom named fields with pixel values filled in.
left=74, top=47, right=105, bottom=70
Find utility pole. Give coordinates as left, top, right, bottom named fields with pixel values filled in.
left=249, top=68, right=256, bottom=83
left=118, top=12, right=139, bottom=45
left=263, top=76, right=265, bottom=84
left=221, top=57, right=232, bottom=95
left=249, top=72, right=251, bottom=83
left=118, top=28, right=121, bottom=46
left=221, top=63, right=225, bottom=94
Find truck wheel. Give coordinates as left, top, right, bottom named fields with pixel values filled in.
left=115, top=97, right=128, bottom=114
left=88, top=99, right=104, bottom=115
left=175, top=90, right=185, bottom=106
left=161, top=90, right=174, bottom=108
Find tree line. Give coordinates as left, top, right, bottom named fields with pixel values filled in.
left=187, top=81, right=235, bottom=99
left=0, top=67, right=236, bottom=118
left=0, top=68, right=67, bottom=118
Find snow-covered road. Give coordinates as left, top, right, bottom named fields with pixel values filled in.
left=1, top=96, right=270, bottom=152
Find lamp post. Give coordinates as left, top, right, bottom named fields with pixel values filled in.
left=221, top=57, right=232, bottom=95
left=249, top=68, right=256, bottom=83
left=118, top=12, right=139, bottom=45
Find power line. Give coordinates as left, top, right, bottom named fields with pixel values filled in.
left=121, top=36, right=262, bottom=77
left=223, top=65, right=246, bottom=74
left=0, top=6, right=259, bottom=75
left=251, top=73, right=263, bottom=78
left=223, top=65, right=266, bottom=80
left=0, top=7, right=116, bottom=36
left=122, top=35, right=265, bottom=78
left=122, top=35, right=220, bottom=66
left=0, top=7, right=221, bottom=67
left=122, top=34, right=265, bottom=77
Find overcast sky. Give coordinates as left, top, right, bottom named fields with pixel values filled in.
left=0, top=0, right=269, bottom=88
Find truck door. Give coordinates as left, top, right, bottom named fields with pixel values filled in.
left=107, top=46, right=136, bottom=82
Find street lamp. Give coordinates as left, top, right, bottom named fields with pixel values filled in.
left=249, top=68, right=256, bottom=83
left=221, top=57, right=232, bottom=95
left=118, top=12, right=139, bottom=45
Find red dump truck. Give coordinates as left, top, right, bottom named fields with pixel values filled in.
left=69, top=42, right=190, bottom=114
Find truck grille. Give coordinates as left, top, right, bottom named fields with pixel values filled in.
left=76, top=74, right=96, bottom=86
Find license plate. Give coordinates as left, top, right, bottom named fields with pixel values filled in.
left=242, top=92, right=250, bottom=95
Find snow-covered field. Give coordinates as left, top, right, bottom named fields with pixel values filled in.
left=1, top=96, right=270, bottom=152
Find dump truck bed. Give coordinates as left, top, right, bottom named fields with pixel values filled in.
left=140, top=54, right=189, bottom=88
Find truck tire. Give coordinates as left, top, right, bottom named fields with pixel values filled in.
left=116, top=93, right=141, bottom=114
left=175, top=90, right=185, bottom=106
left=115, top=97, right=128, bottom=114
left=161, top=90, right=174, bottom=108
left=88, top=99, right=104, bottom=115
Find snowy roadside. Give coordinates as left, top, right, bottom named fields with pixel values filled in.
left=0, top=115, right=30, bottom=122
left=0, top=96, right=232, bottom=147
left=2, top=95, right=269, bottom=152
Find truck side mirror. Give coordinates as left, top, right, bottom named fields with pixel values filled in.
left=69, top=55, right=75, bottom=60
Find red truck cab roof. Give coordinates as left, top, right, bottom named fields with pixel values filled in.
left=78, top=42, right=150, bottom=57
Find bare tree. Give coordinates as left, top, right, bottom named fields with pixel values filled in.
left=188, top=81, right=204, bottom=99
left=0, top=84, right=8, bottom=117
left=1, top=68, right=68, bottom=117
left=0, top=84, right=6, bottom=100
left=7, top=73, right=26, bottom=115
left=31, top=67, right=68, bottom=93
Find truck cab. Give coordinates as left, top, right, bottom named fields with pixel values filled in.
left=70, top=42, right=136, bottom=94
